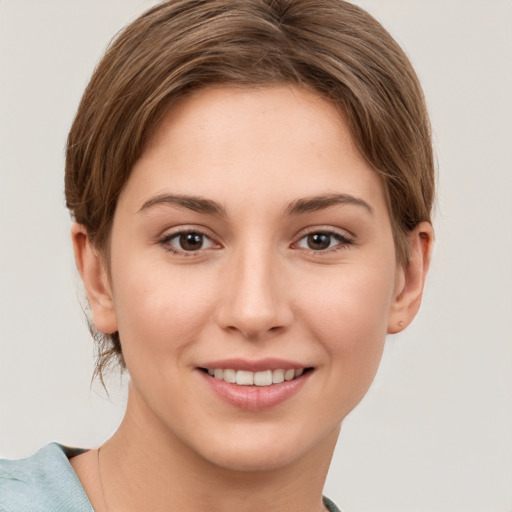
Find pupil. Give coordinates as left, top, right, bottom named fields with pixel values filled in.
left=308, top=233, right=330, bottom=250
left=180, top=233, right=203, bottom=251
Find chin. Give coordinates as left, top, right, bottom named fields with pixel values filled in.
left=192, top=421, right=340, bottom=473
left=202, top=442, right=303, bottom=473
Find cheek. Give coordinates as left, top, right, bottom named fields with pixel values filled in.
left=296, top=264, right=395, bottom=377
left=110, top=259, right=216, bottom=365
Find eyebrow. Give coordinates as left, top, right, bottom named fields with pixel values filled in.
left=284, top=193, right=374, bottom=215
left=139, top=194, right=227, bottom=216
left=138, top=192, right=373, bottom=217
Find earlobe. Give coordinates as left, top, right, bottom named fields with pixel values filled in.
left=387, top=222, right=433, bottom=334
left=71, top=223, right=118, bottom=334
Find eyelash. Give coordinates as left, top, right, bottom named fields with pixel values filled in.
left=294, top=229, right=354, bottom=253
left=158, top=228, right=354, bottom=256
left=159, top=228, right=217, bottom=256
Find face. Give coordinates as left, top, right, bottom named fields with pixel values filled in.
left=94, top=85, right=407, bottom=471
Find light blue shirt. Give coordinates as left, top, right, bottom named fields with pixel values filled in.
left=0, top=443, right=341, bottom=511
left=0, top=443, right=93, bottom=511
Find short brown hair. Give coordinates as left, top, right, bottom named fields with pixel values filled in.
left=65, top=0, right=435, bottom=378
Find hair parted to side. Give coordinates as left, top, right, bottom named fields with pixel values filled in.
left=65, top=0, right=435, bottom=380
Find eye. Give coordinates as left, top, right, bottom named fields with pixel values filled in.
left=295, top=231, right=353, bottom=252
left=161, top=231, right=216, bottom=253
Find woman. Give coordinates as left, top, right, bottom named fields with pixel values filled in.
left=0, top=1, right=433, bottom=510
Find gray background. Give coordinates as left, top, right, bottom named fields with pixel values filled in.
left=1, top=1, right=511, bottom=511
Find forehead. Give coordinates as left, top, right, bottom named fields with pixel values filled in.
left=122, top=85, right=388, bottom=217
left=148, top=85, right=356, bottom=171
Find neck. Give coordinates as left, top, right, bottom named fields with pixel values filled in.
left=99, top=385, right=338, bottom=512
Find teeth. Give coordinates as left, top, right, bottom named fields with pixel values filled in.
left=223, top=368, right=236, bottom=383
left=254, top=370, right=272, bottom=386
left=284, top=369, right=295, bottom=381
left=236, top=370, right=254, bottom=385
left=272, top=369, right=284, bottom=384
left=207, top=368, right=306, bottom=386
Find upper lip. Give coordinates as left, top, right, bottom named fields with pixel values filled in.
left=197, top=358, right=311, bottom=372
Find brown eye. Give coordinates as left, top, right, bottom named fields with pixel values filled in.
left=306, top=233, right=331, bottom=250
left=179, top=233, right=204, bottom=251
left=295, top=231, right=353, bottom=252
left=163, top=231, right=215, bottom=253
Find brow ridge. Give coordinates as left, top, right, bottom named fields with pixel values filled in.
left=139, top=192, right=373, bottom=217
left=139, top=194, right=227, bottom=216
left=285, top=193, right=374, bottom=215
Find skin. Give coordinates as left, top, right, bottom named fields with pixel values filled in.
left=70, top=85, right=432, bottom=512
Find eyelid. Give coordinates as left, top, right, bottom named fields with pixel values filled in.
left=158, top=226, right=222, bottom=255
left=292, top=226, right=355, bottom=252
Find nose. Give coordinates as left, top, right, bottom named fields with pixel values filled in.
left=215, top=244, right=294, bottom=340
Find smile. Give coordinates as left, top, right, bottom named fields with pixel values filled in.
left=203, top=368, right=309, bottom=386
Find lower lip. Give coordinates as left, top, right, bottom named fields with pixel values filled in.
left=200, top=371, right=311, bottom=411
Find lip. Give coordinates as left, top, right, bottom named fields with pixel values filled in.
left=198, top=357, right=307, bottom=372
left=197, top=359, right=313, bottom=411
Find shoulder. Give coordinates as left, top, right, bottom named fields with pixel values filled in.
left=323, top=495, right=343, bottom=512
left=0, top=443, right=93, bottom=512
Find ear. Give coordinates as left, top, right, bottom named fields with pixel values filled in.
left=387, top=222, right=433, bottom=334
left=71, top=223, right=118, bottom=334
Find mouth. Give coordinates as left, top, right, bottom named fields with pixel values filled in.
left=199, top=367, right=313, bottom=386
left=197, top=361, right=314, bottom=410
